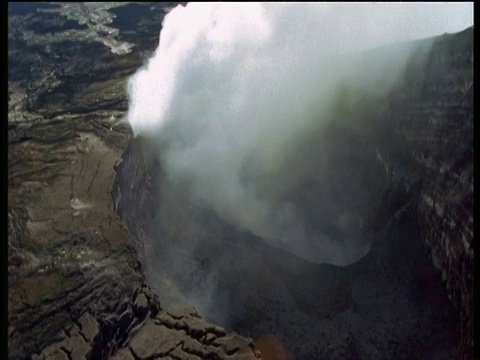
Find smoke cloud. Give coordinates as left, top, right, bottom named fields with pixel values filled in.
left=126, top=3, right=473, bottom=266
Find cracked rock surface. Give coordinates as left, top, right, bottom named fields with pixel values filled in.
left=8, top=3, right=256, bottom=359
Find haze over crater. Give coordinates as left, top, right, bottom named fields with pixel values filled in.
left=126, top=2, right=473, bottom=265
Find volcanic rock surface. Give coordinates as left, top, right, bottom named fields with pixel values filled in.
left=8, top=3, right=256, bottom=359
left=8, top=3, right=473, bottom=360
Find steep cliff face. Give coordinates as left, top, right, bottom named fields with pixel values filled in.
left=383, top=27, right=473, bottom=358
left=328, top=26, right=474, bottom=358
left=113, top=28, right=473, bottom=359
left=306, top=26, right=473, bottom=357
left=338, top=27, right=473, bottom=358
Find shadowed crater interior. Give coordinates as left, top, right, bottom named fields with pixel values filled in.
left=113, top=27, right=472, bottom=360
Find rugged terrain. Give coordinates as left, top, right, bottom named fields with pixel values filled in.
left=8, top=3, right=473, bottom=360
left=9, top=3, right=256, bottom=359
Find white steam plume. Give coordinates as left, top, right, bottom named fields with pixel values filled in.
left=127, top=3, right=473, bottom=265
